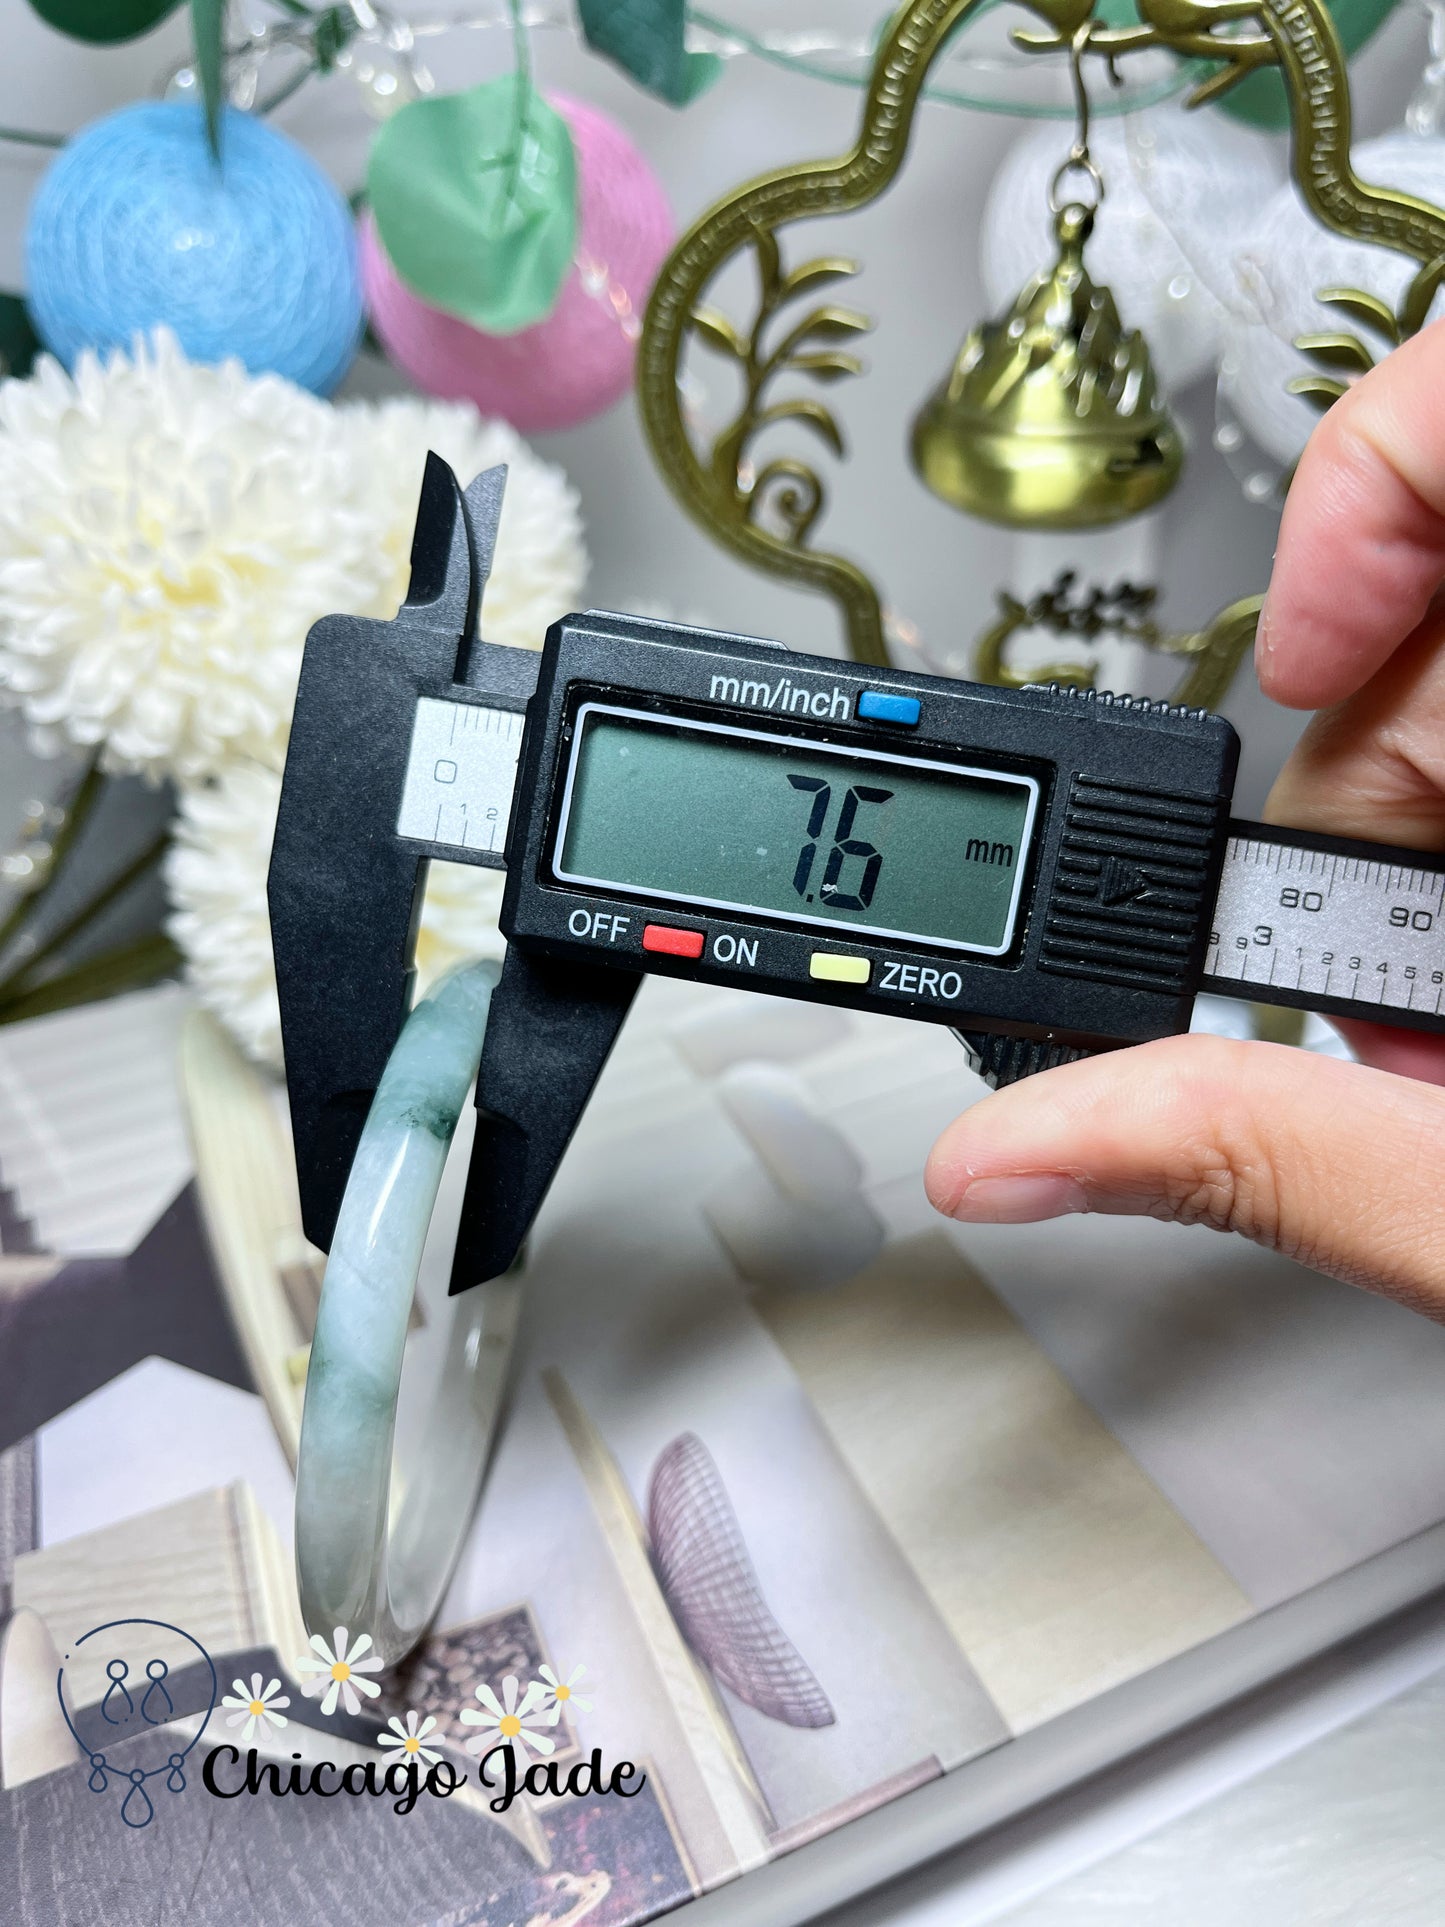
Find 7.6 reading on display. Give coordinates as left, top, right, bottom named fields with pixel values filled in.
left=553, top=705, right=1040, bottom=955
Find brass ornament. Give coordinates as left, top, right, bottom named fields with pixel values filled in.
left=972, top=573, right=1263, bottom=707
left=1289, top=281, right=1426, bottom=413
left=911, top=200, right=1183, bottom=528
left=637, top=0, right=1445, bottom=694
left=974, top=573, right=1164, bottom=687
left=914, top=24, right=1182, bottom=530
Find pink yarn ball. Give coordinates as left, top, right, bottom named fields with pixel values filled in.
left=361, top=93, right=674, bottom=433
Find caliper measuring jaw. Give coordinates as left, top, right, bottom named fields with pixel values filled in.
left=268, top=455, right=640, bottom=1297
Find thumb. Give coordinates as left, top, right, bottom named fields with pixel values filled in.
left=925, top=1035, right=1445, bottom=1318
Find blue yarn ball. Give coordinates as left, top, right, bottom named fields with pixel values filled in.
left=25, top=101, right=363, bottom=395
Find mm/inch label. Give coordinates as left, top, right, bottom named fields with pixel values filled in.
left=396, top=698, right=524, bottom=854
left=1202, top=834, right=1445, bottom=1019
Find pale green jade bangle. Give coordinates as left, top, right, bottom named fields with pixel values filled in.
left=294, top=958, right=518, bottom=1667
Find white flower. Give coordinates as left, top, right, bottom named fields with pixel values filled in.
left=0, top=340, right=586, bottom=783
left=220, top=1673, right=290, bottom=1742
left=159, top=390, right=586, bottom=1072
left=164, top=758, right=506, bottom=1070
left=0, top=330, right=377, bottom=781
left=378, top=1710, right=443, bottom=1765
left=336, top=396, right=587, bottom=653
left=537, top=1663, right=592, bottom=1714
left=459, top=1674, right=556, bottom=1760
left=293, top=1627, right=384, bottom=1717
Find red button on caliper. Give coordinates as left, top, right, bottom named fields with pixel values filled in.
left=642, top=923, right=705, bottom=959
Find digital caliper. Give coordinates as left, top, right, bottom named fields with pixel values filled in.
left=270, top=459, right=1445, bottom=1294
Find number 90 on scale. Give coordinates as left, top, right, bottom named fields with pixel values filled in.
left=1204, top=837, right=1445, bottom=1018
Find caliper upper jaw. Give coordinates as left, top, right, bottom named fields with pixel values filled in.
left=268, top=453, right=535, bottom=1255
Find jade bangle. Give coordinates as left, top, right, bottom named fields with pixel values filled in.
left=294, top=959, right=518, bottom=1666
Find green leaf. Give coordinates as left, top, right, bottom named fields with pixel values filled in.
left=766, top=305, right=871, bottom=372
left=1213, top=0, right=1402, bottom=128
left=27, top=0, right=182, bottom=43
left=0, top=294, right=40, bottom=380
left=789, top=308, right=872, bottom=342
left=1294, top=331, right=1376, bottom=373
left=0, top=933, right=180, bottom=1028
left=781, top=258, right=859, bottom=301
left=1286, top=375, right=1349, bottom=412
left=1398, top=258, right=1445, bottom=339
left=368, top=77, right=578, bottom=334
left=690, top=307, right=747, bottom=359
left=190, top=0, right=226, bottom=162
left=311, top=4, right=354, bottom=73
left=577, top=0, right=720, bottom=106
left=784, top=350, right=863, bottom=381
left=753, top=399, right=845, bottom=459
left=1318, top=287, right=1400, bottom=345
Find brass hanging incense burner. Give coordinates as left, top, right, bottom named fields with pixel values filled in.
left=913, top=28, right=1182, bottom=530
left=912, top=198, right=1182, bottom=528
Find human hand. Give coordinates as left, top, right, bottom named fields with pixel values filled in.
left=926, top=319, right=1445, bottom=1317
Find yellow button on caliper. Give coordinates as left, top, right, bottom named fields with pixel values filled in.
left=809, top=953, right=871, bottom=985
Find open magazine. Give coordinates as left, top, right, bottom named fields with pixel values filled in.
left=4, top=978, right=1445, bottom=1925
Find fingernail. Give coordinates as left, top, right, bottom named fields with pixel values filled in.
left=948, top=1174, right=1088, bottom=1223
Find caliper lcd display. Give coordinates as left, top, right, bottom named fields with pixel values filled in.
left=553, top=703, right=1040, bottom=955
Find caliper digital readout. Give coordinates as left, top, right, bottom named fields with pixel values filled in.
left=553, top=704, right=1040, bottom=957
left=271, top=459, right=1445, bottom=1294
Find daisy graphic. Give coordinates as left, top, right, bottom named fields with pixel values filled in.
left=293, top=1627, right=384, bottom=1717
left=538, top=1664, right=593, bottom=1715
left=220, top=1674, right=290, bottom=1742
left=459, top=1674, right=557, bottom=1759
left=378, top=1711, right=444, bottom=1766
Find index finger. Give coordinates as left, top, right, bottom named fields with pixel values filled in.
left=1258, top=316, right=1445, bottom=710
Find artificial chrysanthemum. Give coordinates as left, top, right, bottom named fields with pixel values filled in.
left=0, top=331, right=376, bottom=781
left=458, top=1675, right=556, bottom=1760
left=164, top=758, right=507, bottom=1069
left=378, top=1710, right=444, bottom=1766
left=537, top=1663, right=593, bottom=1714
left=0, top=338, right=586, bottom=783
left=337, top=396, right=587, bottom=653
left=294, top=1627, right=384, bottom=1717
left=220, top=1673, right=290, bottom=1742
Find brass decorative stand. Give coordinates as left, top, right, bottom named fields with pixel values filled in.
left=638, top=0, right=1445, bottom=695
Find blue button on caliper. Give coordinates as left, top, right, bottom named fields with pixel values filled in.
left=857, top=689, right=921, bottom=726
